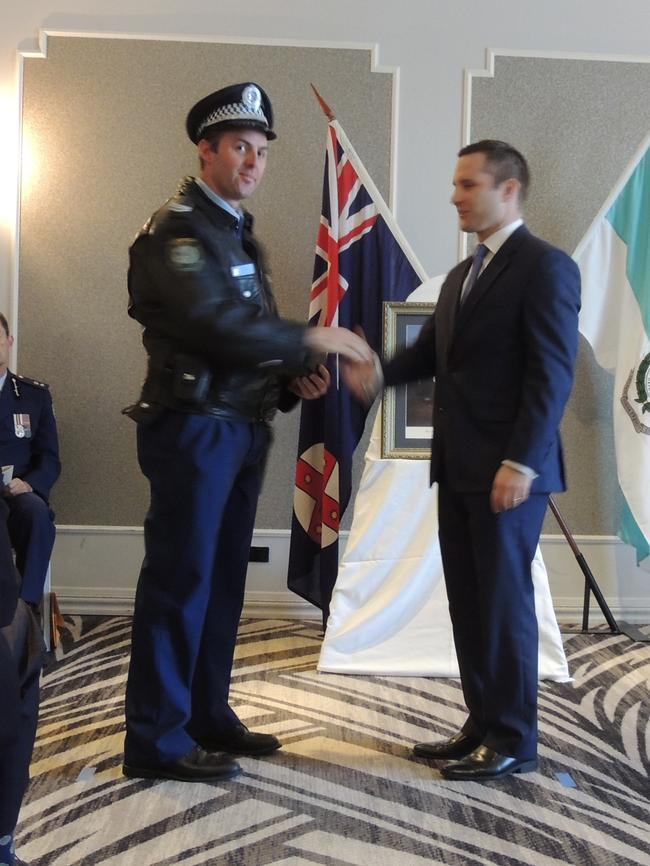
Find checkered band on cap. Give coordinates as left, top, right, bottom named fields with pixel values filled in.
left=187, top=82, right=275, bottom=143
left=196, top=100, right=270, bottom=139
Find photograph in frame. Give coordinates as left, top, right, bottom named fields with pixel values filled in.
left=381, top=301, right=435, bottom=459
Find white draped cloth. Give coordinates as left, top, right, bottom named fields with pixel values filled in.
left=318, top=277, right=570, bottom=681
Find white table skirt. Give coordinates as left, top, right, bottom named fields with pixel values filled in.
left=319, top=373, right=569, bottom=681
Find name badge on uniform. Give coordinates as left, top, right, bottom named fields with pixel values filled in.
left=230, top=262, right=256, bottom=277
left=14, top=413, right=31, bottom=439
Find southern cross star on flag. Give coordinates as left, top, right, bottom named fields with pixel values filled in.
left=287, top=111, right=426, bottom=619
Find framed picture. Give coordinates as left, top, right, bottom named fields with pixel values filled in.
left=381, top=301, right=435, bottom=459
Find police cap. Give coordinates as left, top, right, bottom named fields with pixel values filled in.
left=186, top=82, right=276, bottom=144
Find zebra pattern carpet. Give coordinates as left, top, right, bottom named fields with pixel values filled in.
left=16, top=617, right=650, bottom=865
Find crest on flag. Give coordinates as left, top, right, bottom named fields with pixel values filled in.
left=294, top=443, right=340, bottom=546
left=287, top=103, right=426, bottom=618
left=622, top=351, right=650, bottom=434
left=635, top=353, right=650, bottom=416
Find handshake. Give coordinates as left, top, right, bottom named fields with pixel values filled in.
left=303, top=325, right=383, bottom=405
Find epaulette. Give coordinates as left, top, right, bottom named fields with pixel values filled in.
left=16, top=374, right=49, bottom=390
left=167, top=196, right=194, bottom=214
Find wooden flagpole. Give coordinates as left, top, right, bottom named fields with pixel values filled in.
left=310, top=84, right=336, bottom=121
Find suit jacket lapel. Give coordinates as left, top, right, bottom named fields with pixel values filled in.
left=439, top=260, right=471, bottom=361
left=453, top=225, right=529, bottom=333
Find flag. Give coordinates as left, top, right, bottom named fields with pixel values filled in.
left=573, top=134, right=650, bottom=563
left=287, top=116, right=427, bottom=617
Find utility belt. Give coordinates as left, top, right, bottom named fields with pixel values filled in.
left=123, top=353, right=279, bottom=424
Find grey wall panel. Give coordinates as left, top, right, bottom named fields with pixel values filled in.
left=18, top=35, right=392, bottom=526
left=471, top=55, right=650, bottom=534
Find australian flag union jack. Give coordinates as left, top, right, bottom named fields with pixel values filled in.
left=287, top=119, right=425, bottom=618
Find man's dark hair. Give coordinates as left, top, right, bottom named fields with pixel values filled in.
left=0, top=313, right=9, bottom=338
left=459, top=140, right=530, bottom=201
left=198, top=127, right=229, bottom=169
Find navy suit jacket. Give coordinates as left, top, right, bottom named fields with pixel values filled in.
left=0, top=372, right=61, bottom=501
left=383, top=226, right=581, bottom=493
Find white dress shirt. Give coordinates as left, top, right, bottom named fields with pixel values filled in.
left=464, top=217, right=523, bottom=286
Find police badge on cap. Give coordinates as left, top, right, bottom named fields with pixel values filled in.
left=186, top=82, right=276, bottom=143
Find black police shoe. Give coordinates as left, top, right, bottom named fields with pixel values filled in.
left=122, top=745, right=241, bottom=782
left=198, top=723, right=281, bottom=756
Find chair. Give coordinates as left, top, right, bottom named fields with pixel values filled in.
left=41, top=563, right=63, bottom=652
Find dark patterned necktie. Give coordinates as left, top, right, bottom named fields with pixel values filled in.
left=460, top=243, right=489, bottom=305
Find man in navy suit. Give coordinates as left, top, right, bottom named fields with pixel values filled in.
left=344, top=141, right=580, bottom=780
left=0, top=313, right=60, bottom=608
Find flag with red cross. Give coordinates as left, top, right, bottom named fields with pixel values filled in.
left=287, top=116, right=425, bottom=618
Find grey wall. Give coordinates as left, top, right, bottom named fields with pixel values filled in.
left=18, top=35, right=392, bottom=526
left=471, top=54, right=650, bottom=532
left=7, top=7, right=650, bottom=543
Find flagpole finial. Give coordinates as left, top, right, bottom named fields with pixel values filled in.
left=310, top=84, right=336, bottom=122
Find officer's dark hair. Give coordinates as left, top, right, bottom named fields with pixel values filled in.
left=198, top=127, right=229, bottom=169
left=458, top=140, right=530, bottom=202
left=0, top=313, right=9, bottom=338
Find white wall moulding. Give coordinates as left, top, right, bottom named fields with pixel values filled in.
left=51, top=526, right=649, bottom=623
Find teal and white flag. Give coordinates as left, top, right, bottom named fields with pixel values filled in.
left=574, top=136, right=650, bottom=563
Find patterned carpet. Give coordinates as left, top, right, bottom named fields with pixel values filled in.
left=16, top=617, right=650, bottom=866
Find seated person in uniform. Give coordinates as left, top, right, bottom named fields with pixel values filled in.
left=1, top=497, right=43, bottom=866
left=0, top=313, right=60, bottom=610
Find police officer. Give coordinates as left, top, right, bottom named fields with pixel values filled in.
left=0, top=313, right=60, bottom=609
left=123, top=82, right=372, bottom=782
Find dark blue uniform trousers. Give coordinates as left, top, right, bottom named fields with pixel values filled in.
left=437, top=484, right=549, bottom=761
left=5, top=493, right=55, bottom=605
left=124, top=411, right=270, bottom=765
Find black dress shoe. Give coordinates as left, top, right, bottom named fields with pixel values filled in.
left=413, top=731, right=480, bottom=760
left=122, top=745, right=241, bottom=782
left=198, top=723, right=281, bottom=756
left=441, top=745, right=537, bottom=781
